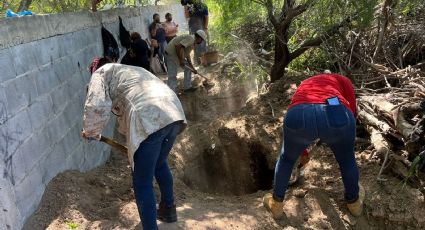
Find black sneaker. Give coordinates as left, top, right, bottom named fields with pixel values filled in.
left=183, top=87, right=198, bottom=93
left=157, top=203, right=177, bottom=223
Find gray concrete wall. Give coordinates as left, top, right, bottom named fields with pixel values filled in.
left=0, top=4, right=187, bottom=229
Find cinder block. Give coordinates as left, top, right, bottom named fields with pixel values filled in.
left=66, top=142, right=84, bottom=170
left=14, top=165, right=43, bottom=208
left=19, top=129, right=51, bottom=173
left=11, top=149, right=27, bottom=186
left=54, top=56, right=75, bottom=82
left=0, top=86, right=8, bottom=125
left=57, top=33, right=77, bottom=59
left=4, top=72, right=38, bottom=117
left=10, top=42, right=39, bottom=76
left=27, top=95, right=54, bottom=131
left=0, top=48, right=17, bottom=83
left=4, top=110, right=33, bottom=157
left=6, top=15, right=50, bottom=47
left=45, top=112, right=69, bottom=145
left=40, top=142, right=67, bottom=184
left=16, top=183, right=44, bottom=223
left=51, top=84, right=71, bottom=114
left=34, top=36, right=60, bottom=67
left=63, top=99, right=83, bottom=126
left=61, top=125, right=81, bottom=156
left=15, top=167, right=44, bottom=220
left=0, top=175, right=22, bottom=230
left=35, top=65, right=60, bottom=96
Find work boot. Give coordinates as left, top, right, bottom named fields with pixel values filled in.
left=157, top=202, right=177, bottom=223
left=347, top=184, right=365, bottom=216
left=263, top=193, right=284, bottom=219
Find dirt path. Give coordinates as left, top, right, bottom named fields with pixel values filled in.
left=24, top=142, right=425, bottom=230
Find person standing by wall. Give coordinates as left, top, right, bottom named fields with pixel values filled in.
left=149, top=13, right=167, bottom=69
left=163, top=13, right=179, bottom=43
left=182, top=0, right=209, bottom=65
left=263, top=73, right=365, bottom=219
left=82, top=60, right=187, bottom=229
left=121, top=32, right=151, bottom=71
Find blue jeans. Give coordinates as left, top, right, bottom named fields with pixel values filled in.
left=165, top=54, right=192, bottom=91
left=273, top=104, right=359, bottom=203
left=133, top=121, right=184, bottom=229
left=157, top=41, right=167, bottom=65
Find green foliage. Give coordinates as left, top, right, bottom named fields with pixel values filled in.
left=397, top=0, right=424, bottom=15
left=204, top=0, right=267, bottom=51
left=1, top=0, right=158, bottom=16
left=288, top=47, right=335, bottom=73
left=64, top=220, right=78, bottom=229
left=230, top=60, right=270, bottom=84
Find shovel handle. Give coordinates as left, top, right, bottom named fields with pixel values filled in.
left=185, top=65, right=208, bottom=80
left=99, top=135, right=128, bottom=155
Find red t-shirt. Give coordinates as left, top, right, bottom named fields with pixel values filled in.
left=288, top=74, right=357, bottom=116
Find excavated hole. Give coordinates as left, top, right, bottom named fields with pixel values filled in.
left=182, top=141, right=274, bottom=196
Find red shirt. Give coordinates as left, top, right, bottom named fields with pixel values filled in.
left=289, top=74, right=357, bottom=116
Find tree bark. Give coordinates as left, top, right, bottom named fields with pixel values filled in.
left=270, top=28, right=290, bottom=82
left=18, top=0, right=32, bottom=11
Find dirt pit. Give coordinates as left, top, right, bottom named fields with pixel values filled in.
left=24, top=73, right=425, bottom=229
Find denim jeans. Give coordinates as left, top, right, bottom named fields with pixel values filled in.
left=165, top=54, right=192, bottom=91
left=194, top=40, right=207, bottom=64
left=133, top=121, right=184, bottom=229
left=273, top=104, right=359, bottom=203
left=157, top=41, right=167, bottom=65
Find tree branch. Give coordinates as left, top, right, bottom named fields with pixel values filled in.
left=289, top=16, right=352, bottom=61
left=252, top=0, right=278, bottom=28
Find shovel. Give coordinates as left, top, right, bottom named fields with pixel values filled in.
left=99, top=135, right=128, bottom=155
left=185, top=65, right=215, bottom=88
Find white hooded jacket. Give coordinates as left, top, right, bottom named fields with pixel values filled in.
left=83, top=64, right=187, bottom=168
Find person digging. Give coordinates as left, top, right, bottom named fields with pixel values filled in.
left=263, top=73, right=365, bottom=219
left=164, top=30, right=207, bottom=92
left=81, top=59, right=187, bottom=229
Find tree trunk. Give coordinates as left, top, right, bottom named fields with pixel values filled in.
left=270, top=31, right=290, bottom=82
left=18, top=0, right=32, bottom=11
left=373, top=0, right=393, bottom=59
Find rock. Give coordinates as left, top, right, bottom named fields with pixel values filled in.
left=293, top=189, right=307, bottom=198
left=343, top=214, right=357, bottom=226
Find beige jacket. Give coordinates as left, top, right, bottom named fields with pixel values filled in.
left=83, top=64, right=186, bottom=168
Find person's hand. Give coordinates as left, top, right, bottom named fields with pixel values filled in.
left=81, top=130, right=100, bottom=141
left=180, top=62, right=186, bottom=68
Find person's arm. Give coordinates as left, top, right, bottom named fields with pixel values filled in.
left=204, top=16, right=209, bottom=32
left=174, top=22, right=179, bottom=33
left=150, top=24, right=157, bottom=38
left=204, top=7, right=209, bottom=32
left=82, top=67, right=113, bottom=139
left=184, top=5, right=190, bottom=18
left=175, top=44, right=187, bottom=67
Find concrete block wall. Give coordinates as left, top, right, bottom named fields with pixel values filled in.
left=0, top=4, right=187, bottom=229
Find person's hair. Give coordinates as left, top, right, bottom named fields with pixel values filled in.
left=130, top=32, right=141, bottom=41
left=195, top=33, right=202, bottom=39
left=89, top=57, right=112, bottom=74
left=153, top=13, right=159, bottom=19
left=165, top=13, right=171, bottom=18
